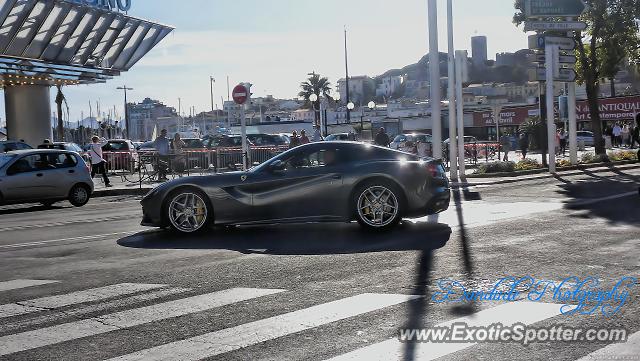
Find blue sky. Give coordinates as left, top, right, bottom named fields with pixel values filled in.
left=1, top=0, right=529, bottom=126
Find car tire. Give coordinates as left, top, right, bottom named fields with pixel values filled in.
left=68, top=184, right=91, bottom=207
left=353, top=179, right=404, bottom=231
left=165, top=188, right=212, bottom=234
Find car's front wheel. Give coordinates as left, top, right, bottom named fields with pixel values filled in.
left=166, top=189, right=211, bottom=233
left=68, top=184, right=91, bottom=207
left=353, top=181, right=403, bottom=230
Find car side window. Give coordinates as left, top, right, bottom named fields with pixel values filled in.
left=6, top=154, right=54, bottom=175
left=283, top=148, right=342, bottom=170
left=48, top=153, right=77, bottom=169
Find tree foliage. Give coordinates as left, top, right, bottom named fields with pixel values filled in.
left=298, top=73, right=332, bottom=109
left=513, top=0, right=640, bottom=155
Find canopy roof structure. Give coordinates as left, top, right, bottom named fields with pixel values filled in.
left=0, top=0, right=173, bottom=87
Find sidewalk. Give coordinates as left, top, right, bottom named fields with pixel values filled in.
left=452, top=163, right=640, bottom=187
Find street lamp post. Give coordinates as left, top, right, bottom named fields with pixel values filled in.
left=116, top=86, right=133, bottom=139
left=367, top=101, right=376, bottom=140
left=347, top=102, right=355, bottom=124
left=309, top=93, right=319, bottom=127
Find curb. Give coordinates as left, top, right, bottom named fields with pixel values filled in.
left=452, top=163, right=640, bottom=187
left=92, top=187, right=153, bottom=198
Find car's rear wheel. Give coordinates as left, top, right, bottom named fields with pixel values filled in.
left=69, top=184, right=91, bottom=207
left=354, top=180, right=403, bottom=230
left=166, top=189, right=211, bottom=233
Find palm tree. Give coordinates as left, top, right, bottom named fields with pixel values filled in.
left=298, top=73, right=332, bottom=124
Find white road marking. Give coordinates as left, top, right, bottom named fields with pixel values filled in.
left=0, top=287, right=284, bottom=357
left=0, top=283, right=166, bottom=318
left=0, top=288, right=191, bottom=334
left=106, top=293, right=420, bottom=361
left=326, top=302, right=564, bottom=361
left=0, top=280, right=59, bottom=292
left=576, top=331, right=640, bottom=361
left=0, top=231, right=141, bottom=250
left=0, top=214, right=136, bottom=232
left=567, top=191, right=638, bottom=207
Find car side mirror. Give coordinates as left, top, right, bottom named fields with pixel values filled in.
left=269, top=160, right=286, bottom=173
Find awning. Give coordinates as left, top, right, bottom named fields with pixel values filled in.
left=0, top=0, right=173, bottom=86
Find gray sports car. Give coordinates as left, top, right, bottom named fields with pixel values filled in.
left=140, top=142, right=450, bottom=233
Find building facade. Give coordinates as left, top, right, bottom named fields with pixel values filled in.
left=471, top=36, right=488, bottom=68
left=128, top=98, right=179, bottom=141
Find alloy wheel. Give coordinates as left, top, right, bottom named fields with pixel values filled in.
left=357, top=186, right=399, bottom=228
left=168, top=192, right=209, bottom=233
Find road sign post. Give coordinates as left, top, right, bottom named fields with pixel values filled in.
left=546, top=44, right=558, bottom=173
left=233, top=83, right=250, bottom=171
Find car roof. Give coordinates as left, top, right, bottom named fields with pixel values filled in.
left=6, top=149, right=77, bottom=155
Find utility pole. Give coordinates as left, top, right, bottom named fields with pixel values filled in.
left=210, top=76, right=215, bottom=113
left=116, top=86, right=133, bottom=139
left=446, top=0, right=458, bottom=179
left=428, top=0, right=442, bottom=159
left=344, top=26, right=351, bottom=122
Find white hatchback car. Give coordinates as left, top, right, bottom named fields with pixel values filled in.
left=0, top=150, right=94, bottom=207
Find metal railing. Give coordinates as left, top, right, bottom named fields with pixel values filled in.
left=102, top=146, right=290, bottom=187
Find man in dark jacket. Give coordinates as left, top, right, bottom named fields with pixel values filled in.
left=374, top=128, right=390, bottom=147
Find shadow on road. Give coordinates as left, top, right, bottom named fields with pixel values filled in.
left=0, top=204, right=67, bottom=216
left=555, top=169, right=640, bottom=225
left=117, top=222, right=452, bottom=256
left=401, top=183, right=477, bottom=361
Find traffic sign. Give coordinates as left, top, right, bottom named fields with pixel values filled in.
left=530, top=53, right=577, bottom=64
left=532, top=35, right=576, bottom=50
left=524, top=21, right=587, bottom=32
left=525, top=0, right=587, bottom=17
left=530, top=67, right=577, bottom=82
left=232, top=84, right=249, bottom=105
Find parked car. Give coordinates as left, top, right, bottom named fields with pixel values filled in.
left=101, top=139, right=139, bottom=172
left=0, top=150, right=93, bottom=207
left=573, top=131, right=595, bottom=147
left=246, top=134, right=290, bottom=146
left=0, top=141, right=32, bottom=153
left=175, top=138, right=208, bottom=169
left=443, top=136, right=479, bottom=145
left=140, top=142, right=451, bottom=233
left=390, top=133, right=432, bottom=151
left=325, top=133, right=355, bottom=142
left=206, top=135, right=255, bottom=148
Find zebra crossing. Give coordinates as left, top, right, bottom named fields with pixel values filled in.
left=0, top=279, right=637, bottom=360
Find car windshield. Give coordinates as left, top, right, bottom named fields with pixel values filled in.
left=103, top=142, right=129, bottom=151
left=183, top=139, right=204, bottom=148
left=0, top=153, right=15, bottom=168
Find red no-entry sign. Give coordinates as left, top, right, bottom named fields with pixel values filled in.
left=232, top=84, right=249, bottom=105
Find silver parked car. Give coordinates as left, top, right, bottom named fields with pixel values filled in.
left=0, top=150, right=94, bottom=207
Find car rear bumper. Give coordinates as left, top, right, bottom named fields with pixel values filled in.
left=407, top=187, right=451, bottom=217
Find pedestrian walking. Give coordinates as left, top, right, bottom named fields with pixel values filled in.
left=88, top=136, right=112, bottom=187
left=289, top=131, right=301, bottom=149
left=154, top=129, right=170, bottom=181
left=612, top=123, right=622, bottom=147
left=300, top=130, right=310, bottom=144
left=172, top=133, right=187, bottom=174
left=374, top=128, right=390, bottom=147
left=311, top=125, right=323, bottom=142
left=500, top=134, right=511, bottom=162
left=519, top=132, right=529, bottom=160
left=621, top=123, right=631, bottom=148
left=559, top=128, right=567, bottom=156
